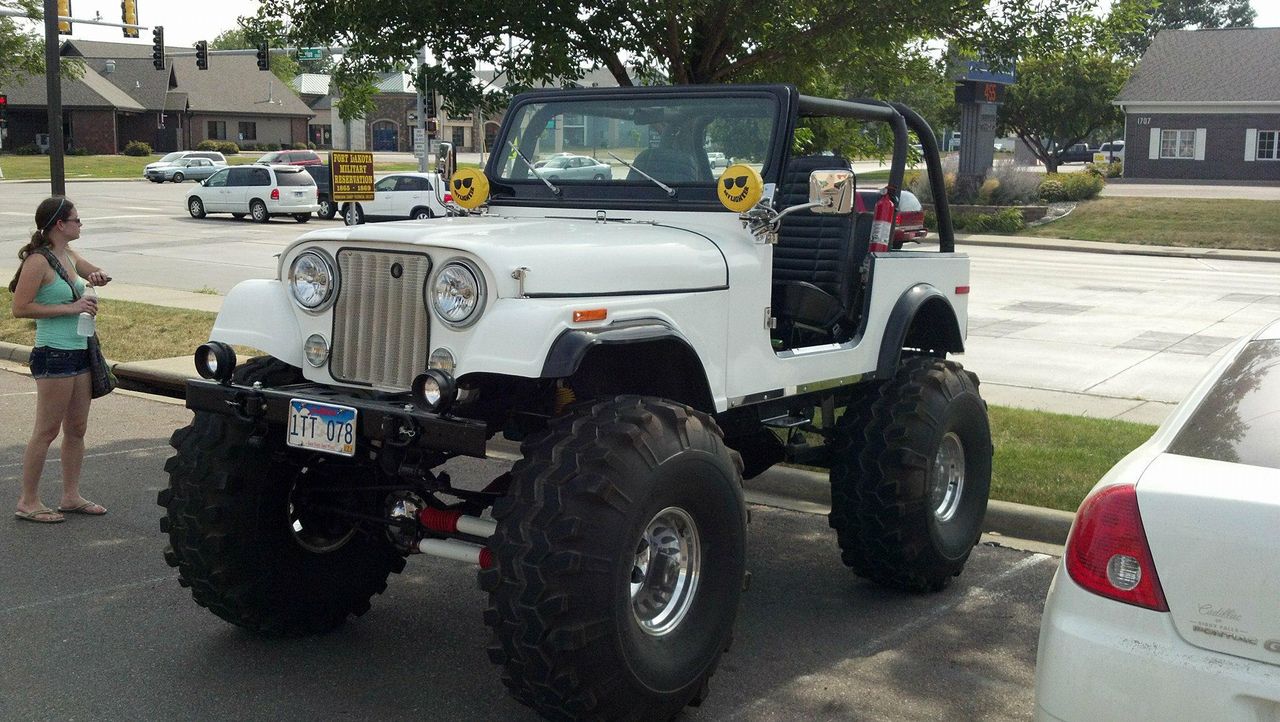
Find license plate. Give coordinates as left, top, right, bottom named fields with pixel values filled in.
left=294, top=191, right=306, bottom=197
left=287, top=399, right=357, bottom=456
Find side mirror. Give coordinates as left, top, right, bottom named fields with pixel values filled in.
left=436, top=141, right=456, bottom=183
left=200, top=179, right=208, bottom=186
left=808, top=169, right=855, bottom=214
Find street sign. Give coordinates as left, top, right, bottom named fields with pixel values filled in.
left=330, top=151, right=375, bottom=202
left=957, top=60, right=1016, bottom=86
left=413, top=128, right=426, bottom=156
left=297, top=47, right=322, bottom=61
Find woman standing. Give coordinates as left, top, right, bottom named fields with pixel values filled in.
left=10, top=197, right=111, bottom=523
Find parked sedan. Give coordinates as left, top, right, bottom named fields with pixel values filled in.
left=341, top=172, right=449, bottom=225
left=144, top=157, right=221, bottom=183
left=255, top=149, right=324, bottom=166
left=855, top=189, right=928, bottom=249
left=536, top=154, right=612, bottom=180
left=1035, top=318, right=1280, bottom=722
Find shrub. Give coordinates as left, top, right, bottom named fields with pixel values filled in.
left=67, top=147, right=92, bottom=156
left=1062, top=172, right=1104, bottom=201
left=1038, top=178, right=1067, bottom=202
left=985, top=160, right=1044, bottom=205
left=291, top=142, right=308, bottom=150
left=1086, top=160, right=1123, bottom=179
left=976, top=178, right=1000, bottom=205
left=264, top=143, right=280, bottom=151
left=924, top=207, right=1026, bottom=234
left=195, top=140, right=221, bottom=151
left=123, top=140, right=152, bottom=156
left=216, top=141, right=240, bottom=155
left=240, top=143, right=257, bottom=152
left=307, top=142, right=317, bottom=150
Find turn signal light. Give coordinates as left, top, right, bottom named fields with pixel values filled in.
left=572, top=308, right=607, bottom=323
left=1065, top=483, right=1168, bottom=611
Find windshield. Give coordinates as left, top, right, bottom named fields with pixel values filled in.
left=496, top=95, right=779, bottom=186
left=160, top=152, right=184, bottom=163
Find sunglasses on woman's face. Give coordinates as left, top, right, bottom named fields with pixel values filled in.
left=63, top=217, right=82, bottom=225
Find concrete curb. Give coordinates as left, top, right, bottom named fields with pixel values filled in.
left=956, top=234, right=1280, bottom=264
left=0, top=339, right=1074, bottom=546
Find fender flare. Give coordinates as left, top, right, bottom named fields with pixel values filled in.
left=209, top=280, right=304, bottom=368
left=541, top=321, right=714, bottom=410
left=876, top=283, right=964, bottom=378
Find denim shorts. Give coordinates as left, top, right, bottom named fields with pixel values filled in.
left=29, top=346, right=90, bottom=379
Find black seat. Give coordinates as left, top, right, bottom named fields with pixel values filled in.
left=628, top=148, right=703, bottom=183
left=771, top=155, right=866, bottom=347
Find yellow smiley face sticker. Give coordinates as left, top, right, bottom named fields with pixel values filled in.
left=717, top=164, right=763, bottom=213
left=450, top=168, right=490, bottom=210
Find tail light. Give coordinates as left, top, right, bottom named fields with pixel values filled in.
left=443, top=192, right=453, bottom=203
left=1065, top=484, right=1168, bottom=611
left=270, top=188, right=280, bottom=201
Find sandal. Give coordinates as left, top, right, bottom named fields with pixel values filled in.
left=15, top=507, right=65, bottom=523
left=58, top=500, right=107, bottom=516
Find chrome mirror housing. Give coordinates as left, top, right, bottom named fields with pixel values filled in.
left=808, top=169, right=855, bottom=214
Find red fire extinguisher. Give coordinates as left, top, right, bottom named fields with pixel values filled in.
left=869, top=188, right=896, bottom=254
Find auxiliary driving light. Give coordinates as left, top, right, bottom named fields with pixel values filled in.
left=411, top=369, right=457, bottom=413
left=303, top=334, right=330, bottom=368
left=195, top=342, right=237, bottom=383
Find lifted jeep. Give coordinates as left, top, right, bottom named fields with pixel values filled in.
left=159, top=84, right=988, bottom=720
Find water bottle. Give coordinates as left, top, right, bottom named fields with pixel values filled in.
left=76, top=285, right=96, bottom=337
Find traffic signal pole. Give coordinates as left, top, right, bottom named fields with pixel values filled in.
left=43, top=0, right=65, bottom=196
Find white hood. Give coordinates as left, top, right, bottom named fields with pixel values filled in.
left=298, top=215, right=729, bottom=297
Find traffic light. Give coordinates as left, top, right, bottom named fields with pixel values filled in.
left=426, top=118, right=438, bottom=135
left=195, top=40, right=208, bottom=70
left=57, top=0, right=72, bottom=35
left=0, top=94, right=7, bottom=128
left=151, top=26, right=165, bottom=70
left=255, top=42, right=270, bottom=71
left=426, top=94, right=436, bottom=118
left=120, top=0, right=138, bottom=38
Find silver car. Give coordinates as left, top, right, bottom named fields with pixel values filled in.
left=536, top=154, right=612, bottom=181
left=145, top=157, right=221, bottom=183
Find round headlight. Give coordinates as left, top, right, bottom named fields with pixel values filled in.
left=289, top=250, right=336, bottom=310
left=432, top=262, right=483, bottom=326
left=303, top=334, right=329, bottom=368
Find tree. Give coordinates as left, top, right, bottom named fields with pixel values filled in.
left=1109, top=0, right=1256, bottom=57
left=209, top=27, right=300, bottom=88
left=998, top=49, right=1129, bottom=172
left=247, top=0, right=1023, bottom=121
left=0, top=0, right=83, bottom=86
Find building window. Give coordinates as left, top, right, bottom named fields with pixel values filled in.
left=562, top=113, right=585, bottom=147
left=207, top=120, right=227, bottom=140
left=238, top=122, right=257, bottom=141
left=1159, top=129, right=1196, bottom=159
left=1258, top=130, right=1279, bottom=160
left=452, top=126, right=465, bottom=147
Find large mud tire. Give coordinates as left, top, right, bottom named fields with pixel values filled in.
left=828, top=357, right=991, bottom=592
left=480, top=395, right=746, bottom=721
left=157, top=356, right=405, bottom=636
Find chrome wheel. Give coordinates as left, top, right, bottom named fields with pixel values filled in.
left=188, top=197, right=205, bottom=218
left=631, top=506, right=700, bottom=637
left=931, top=431, right=966, bottom=523
left=251, top=200, right=269, bottom=223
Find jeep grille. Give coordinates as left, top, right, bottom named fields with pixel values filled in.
left=331, top=249, right=432, bottom=390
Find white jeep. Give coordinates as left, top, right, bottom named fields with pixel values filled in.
left=159, top=84, right=989, bottom=720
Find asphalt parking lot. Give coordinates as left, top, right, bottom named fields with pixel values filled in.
left=0, top=365, right=1059, bottom=721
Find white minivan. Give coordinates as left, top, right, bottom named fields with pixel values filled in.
left=186, top=165, right=320, bottom=223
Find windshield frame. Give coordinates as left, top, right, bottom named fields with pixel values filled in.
left=485, top=85, right=797, bottom=211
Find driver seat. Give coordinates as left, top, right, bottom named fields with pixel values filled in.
left=771, top=154, right=866, bottom=348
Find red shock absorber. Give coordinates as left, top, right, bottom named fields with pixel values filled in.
left=869, top=188, right=896, bottom=254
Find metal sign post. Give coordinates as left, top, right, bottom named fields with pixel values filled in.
left=43, top=0, right=65, bottom=196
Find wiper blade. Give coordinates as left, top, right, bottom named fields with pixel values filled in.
left=607, top=151, right=675, bottom=198
left=508, top=141, right=560, bottom=196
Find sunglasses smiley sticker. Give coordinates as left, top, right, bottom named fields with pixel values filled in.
left=716, top=164, right=763, bottom=213
left=450, top=168, right=490, bottom=210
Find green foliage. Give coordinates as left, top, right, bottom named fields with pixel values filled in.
left=209, top=27, right=301, bottom=89
left=66, top=146, right=91, bottom=156
left=1062, top=172, right=1104, bottom=200
left=1086, top=160, right=1124, bottom=178
left=1037, top=178, right=1067, bottom=202
left=195, top=140, right=221, bottom=151
left=291, top=142, right=308, bottom=150
left=0, top=0, right=84, bottom=85
left=217, top=142, right=240, bottom=154
left=1108, top=0, right=1256, bottom=57
left=959, top=208, right=1026, bottom=233
left=12, top=143, right=41, bottom=155
left=123, top=140, right=152, bottom=156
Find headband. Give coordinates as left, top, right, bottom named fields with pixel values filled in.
left=40, top=198, right=67, bottom=231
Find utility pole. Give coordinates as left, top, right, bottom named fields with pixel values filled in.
left=43, top=0, right=65, bottom=196
left=416, top=45, right=428, bottom=172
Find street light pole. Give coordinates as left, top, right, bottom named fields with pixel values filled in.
left=43, top=0, right=65, bottom=196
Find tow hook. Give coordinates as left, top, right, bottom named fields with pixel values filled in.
left=225, top=388, right=267, bottom=423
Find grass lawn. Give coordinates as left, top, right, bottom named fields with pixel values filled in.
left=1025, top=197, right=1280, bottom=251
left=0, top=153, right=451, bottom=180
left=0, top=286, right=1153, bottom=512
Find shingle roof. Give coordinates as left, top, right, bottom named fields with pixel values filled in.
left=171, top=55, right=313, bottom=117
left=292, top=73, right=331, bottom=96
left=1116, top=28, right=1280, bottom=104
left=0, top=63, right=143, bottom=110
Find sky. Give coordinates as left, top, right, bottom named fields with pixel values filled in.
left=18, top=0, right=1280, bottom=49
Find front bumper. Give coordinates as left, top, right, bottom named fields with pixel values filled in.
left=185, top=378, right=488, bottom=458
